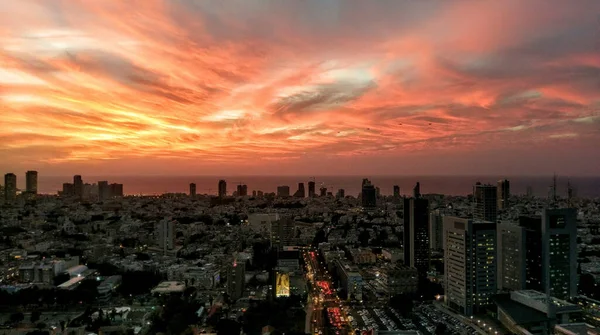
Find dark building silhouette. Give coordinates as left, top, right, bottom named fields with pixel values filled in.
left=336, top=189, right=345, bottom=199
left=218, top=180, right=227, bottom=198
left=277, top=185, right=290, bottom=197
left=4, top=173, right=17, bottom=203
left=236, top=184, right=248, bottom=196
left=320, top=186, right=327, bottom=197
left=361, top=178, right=377, bottom=208
left=189, top=183, right=196, bottom=197
left=293, top=182, right=305, bottom=198
left=473, top=182, right=497, bottom=222
left=393, top=185, right=400, bottom=198
left=110, top=183, right=123, bottom=197
left=73, top=175, right=83, bottom=199
left=98, top=181, right=110, bottom=201
left=497, top=179, right=510, bottom=210
left=62, top=183, right=74, bottom=197
left=25, top=170, right=38, bottom=194
left=404, top=182, right=430, bottom=273
left=308, top=181, right=316, bottom=198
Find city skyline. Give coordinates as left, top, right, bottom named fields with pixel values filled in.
left=1, top=1, right=600, bottom=176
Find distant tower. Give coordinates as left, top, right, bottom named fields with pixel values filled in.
left=413, top=182, right=421, bottom=198
left=336, top=189, right=345, bottom=199
left=25, top=171, right=38, bottom=194
left=98, top=181, right=110, bottom=201
left=319, top=185, right=327, bottom=197
left=473, top=182, right=497, bottom=222
left=294, top=183, right=305, bottom=198
left=218, top=180, right=227, bottom=198
left=393, top=185, right=400, bottom=198
left=277, top=185, right=290, bottom=197
left=73, top=175, right=83, bottom=200
left=404, top=182, right=430, bottom=273
left=308, top=180, right=316, bottom=198
left=189, top=183, right=196, bottom=198
left=526, top=186, right=534, bottom=197
left=4, top=173, right=17, bottom=203
left=156, top=218, right=175, bottom=255
left=497, top=179, right=510, bottom=210
left=361, top=179, right=377, bottom=208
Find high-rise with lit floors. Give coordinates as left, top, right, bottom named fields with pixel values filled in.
left=73, top=175, right=83, bottom=200
left=227, top=255, right=246, bottom=300
left=218, top=180, right=227, bottom=198
left=189, top=183, right=196, bottom=198
left=156, top=218, right=175, bottom=254
left=403, top=183, right=430, bottom=273
left=444, top=217, right=497, bottom=316
left=361, top=179, right=377, bottom=208
left=4, top=173, right=17, bottom=203
left=497, top=223, right=526, bottom=291
left=473, top=182, right=498, bottom=223
left=25, top=171, right=38, bottom=194
left=497, top=179, right=510, bottom=210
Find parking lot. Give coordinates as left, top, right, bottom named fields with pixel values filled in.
left=347, top=304, right=479, bottom=335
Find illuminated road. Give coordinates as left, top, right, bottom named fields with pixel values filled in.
left=304, top=249, right=354, bottom=335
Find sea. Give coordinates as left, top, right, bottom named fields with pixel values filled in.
left=33, top=175, right=600, bottom=198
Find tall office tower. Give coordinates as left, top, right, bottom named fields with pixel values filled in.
left=189, top=183, right=196, bottom=198
left=227, top=256, right=246, bottom=300
left=517, top=209, right=577, bottom=300
left=236, top=184, right=248, bottom=196
left=320, top=186, right=327, bottom=197
left=308, top=181, right=316, bottom=198
left=98, top=181, right=110, bottom=201
left=25, top=171, right=38, bottom=194
left=444, top=217, right=497, bottom=316
left=497, top=223, right=526, bottom=291
left=403, top=184, right=430, bottom=273
left=497, top=179, right=510, bottom=210
left=218, top=179, right=227, bottom=198
left=156, top=218, right=175, bottom=254
left=336, top=189, right=345, bottom=199
left=413, top=182, right=421, bottom=198
left=62, top=183, right=74, bottom=196
left=110, top=183, right=123, bottom=197
left=270, top=217, right=296, bottom=249
left=361, top=179, right=377, bottom=208
left=293, top=183, right=305, bottom=198
left=429, top=209, right=444, bottom=251
left=277, top=185, right=290, bottom=197
left=73, top=175, right=83, bottom=199
left=4, top=173, right=17, bottom=203
left=393, top=185, right=400, bottom=198
left=473, top=182, right=498, bottom=223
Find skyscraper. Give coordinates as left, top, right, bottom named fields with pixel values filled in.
left=336, top=189, right=345, bottom=199
left=98, top=181, right=110, bottom=201
left=25, top=171, right=38, bottom=194
left=62, top=183, right=74, bottom=197
left=361, top=179, right=377, bottom=208
left=319, top=186, right=327, bottom=197
left=236, top=184, right=248, bottom=196
left=393, top=185, right=400, bottom=198
left=497, top=223, right=526, bottom=292
left=308, top=181, right=316, bottom=198
left=473, top=182, right=498, bottom=223
left=293, top=183, right=305, bottom=198
left=429, top=209, right=444, bottom=251
left=73, top=175, right=83, bottom=200
left=227, top=255, right=246, bottom=300
left=156, top=218, right=175, bottom=254
left=277, top=185, right=290, bottom=197
left=4, top=173, right=17, bottom=203
left=189, top=183, right=196, bottom=198
left=218, top=180, right=227, bottom=198
left=497, top=179, right=510, bottom=210
left=444, top=217, right=497, bottom=316
left=110, top=183, right=123, bottom=197
left=496, top=208, right=577, bottom=300
left=270, top=217, right=296, bottom=249
left=403, top=183, right=430, bottom=273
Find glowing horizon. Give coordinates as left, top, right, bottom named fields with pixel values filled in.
left=1, top=1, right=599, bottom=176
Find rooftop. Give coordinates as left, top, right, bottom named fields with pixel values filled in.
left=151, top=281, right=185, bottom=294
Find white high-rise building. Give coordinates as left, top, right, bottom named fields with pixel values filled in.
left=444, top=216, right=497, bottom=316
left=156, top=218, right=176, bottom=253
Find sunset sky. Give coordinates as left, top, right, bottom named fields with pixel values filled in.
left=1, top=0, right=599, bottom=176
